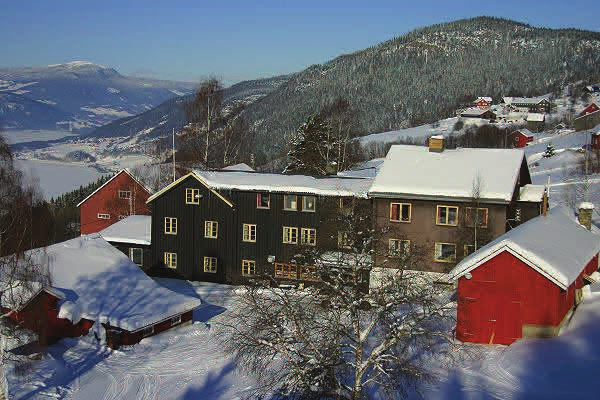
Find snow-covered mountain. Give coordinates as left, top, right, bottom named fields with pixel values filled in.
left=0, top=61, right=196, bottom=131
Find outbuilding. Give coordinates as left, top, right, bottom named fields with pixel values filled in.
left=512, top=129, right=534, bottom=148
left=450, top=206, right=600, bottom=345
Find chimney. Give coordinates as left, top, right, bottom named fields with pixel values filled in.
left=429, top=135, right=445, bottom=152
left=578, top=202, right=595, bottom=230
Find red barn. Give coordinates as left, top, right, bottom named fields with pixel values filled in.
left=0, top=236, right=201, bottom=348
left=77, top=169, right=152, bottom=235
left=578, top=103, right=600, bottom=117
left=450, top=206, right=600, bottom=345
left=512, top=129, right=534, bottom=148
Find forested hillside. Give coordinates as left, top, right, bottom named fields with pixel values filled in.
left=245, top=17, right=600, bottom=154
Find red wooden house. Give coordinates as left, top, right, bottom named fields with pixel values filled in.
left=579, top=103, right=600, bottom=117
left=0, top=235, right=201, bottom=348
left=472, top=97, right=492, bottom=108
left=512, top=129, right=534, bottom=148
left=77, top=169, right=152, bottom=235
left=450, top=206, right=600, bottom=345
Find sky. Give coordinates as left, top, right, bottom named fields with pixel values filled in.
left=1, top=0, right=599, bottom=84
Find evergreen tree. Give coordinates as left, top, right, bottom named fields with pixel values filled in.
left=284, top=114, right=336, bottom=176
left=544, top=143, right=556, bottom=158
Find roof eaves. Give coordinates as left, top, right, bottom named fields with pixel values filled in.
left=146, top=172, right=234, bottom=208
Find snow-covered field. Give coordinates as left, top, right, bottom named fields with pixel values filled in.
left=2, top=129, right=79, bottom=145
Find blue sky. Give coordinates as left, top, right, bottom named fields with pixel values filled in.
left=1, top=0, right=599, bottom=84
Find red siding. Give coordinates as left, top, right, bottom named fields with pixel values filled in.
left=110, top=310, right=193, bottom=347
left=579, top=103, right=600, bottom=117
left=512, top=131, right=534, bottom=148
left=80, top=171, right=151, bottom=235
left=456, top=251, right=598, bottom=345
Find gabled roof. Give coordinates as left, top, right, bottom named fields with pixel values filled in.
left=527, top=113, right=545, bottom=122
left=474, top=97, right=492, bottom=103
left=222, top=163, right=254, bottom=172
left=13, top=235, right=201, bottom=331
left=146, top=172, right=234, bottom=207
left=449, top=207, right=600, bottom=290
left=518, top=184, right=545, bottom=203
left=76, top=169, right=154, bottom=208
left=368, top=145, right=526, bottom=203
left=460, top=108, right=495, bottom=117
left=505, top=96, right=551, bottom=106
left=99, top=215, right=151, bottom=245
left=513, top=129, right=534, bottom=138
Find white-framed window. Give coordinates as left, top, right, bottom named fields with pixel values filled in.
left=465, top=207, right=488, bottom=228
left=275, top=263, right=296, bottom=279
left=464, top=244, right=476, bottom=256
left=118, top=215, right=127, bottom=220
left=283, top=195, right=298, bottom=211
left=389, top=239, right=410, bottom=257
left=338, top=231, right=351, bottom=249
left=170, top=315, right=182, bottom=325
left=339, top=197, right=355, bottom=210
left=390, top=203, right=411, bottom=223
left=129, top=248, right=143, bottom=266
left=204, top=257, right=217, bottom=273
left=164, top=252, right=177, bottom=269
left=119, top=190, right=131, bottom=199
left=141, top=326, right=154, bottom=337
left=98, top=213, right=110, bottom=220
left=302, top=196, right=316, bottom=212
left=300, top=265, right=318, bottom=281
left=186, top=188, right=200, bottom=205
left=436, top=205, right=459, bottom=226
left=242, top=260, right=256, bottom=276
left=164, top=217, right=177, bottom=234
left=300, top=228, right=316, bottom=246
left=243, top=224, right=257, bottom=242
left=282, top=226, right=298, bottom=244
left=204, top=221, right=218, bottom=238
left=434, top=242, right=457, bottom=263
left=257, top=193, right=270, bottom=209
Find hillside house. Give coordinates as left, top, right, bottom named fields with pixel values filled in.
left=472, top=97, right=492, bottom=108
left=460, top=108, right=496, bottom=121
left=512, top=129, right=534, bottom=148
left=368, top=137, right=546, bottom=273
left=504, top=97, right=552, bottom=113
left=450, top=205, right=600, bottom=345
left=527, top=113, right=546, bottom=132
left=585, top=84, right=600, bottom=93
left=0, top=235, right=201, bottom=347
left=575, top=103, right=600, bottom=132
left=146, top=170, right=373, bottom=284
left=77, top=169, right=153, bottom=235
left=100, top=215, right=151, bottom=269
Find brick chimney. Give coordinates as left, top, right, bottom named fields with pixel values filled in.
left=429, top=135, right=445, bottom=152
left=578, top=202, right=595, bottom=230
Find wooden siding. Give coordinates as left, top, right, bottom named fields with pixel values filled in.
left=109, top=242, right=152, bottom=270
left=456, top=251, right=598, bottom=345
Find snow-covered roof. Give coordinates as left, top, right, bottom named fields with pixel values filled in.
left=474, top=97, right=492, bottom=103
left=76, top=169, right=154, bottom=208
left=337, top=158, right=385, bottom=178
left=514, top=128, right=534, bottom=137
left=505, top=96, right=551, bottom=106
left=518, top=184, right=545, bottom=203
left=369, top=145, right=525, bottom=203
left=99, top=215, right=151, bottom=245
left=193, top=170, right=374, bottom=198
left=222, top=163, right=254, bottom=172
left=449, top=207, right=600, bottom=290
left=527, top=113, right=545, bottom=122
left=460, top=108, right=494, bottom=117
left=14, top=236, right=201, bottom=331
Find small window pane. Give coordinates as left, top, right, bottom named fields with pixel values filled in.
left=302, top=196, right=316, bottom=212
left=257, top=193, right=270, bottom=209
left=284, top=195, right=298, bottom=211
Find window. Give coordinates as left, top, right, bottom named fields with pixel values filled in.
left=129, top=248, right=143, bottom=266
left=436, top=205, right=459, bottom=226
left=170, top=315, right=182, bottom=325
left=164, top=252, right=177, bottom=269
left=205, top=221, right=218, bottom=238
left=186, top=188, right=200, bottom=204
left=300, top=228, right=317, bottom=246
left=242, top=260, right=256, bottom=276
left=338, top=231, right=351, bottom=249
left=282, top=227, right=298, bottom=244
left=300, top=265, right=318, bottom=281
left=302, top=196, right=316, bottom=212
left=339, top=197, right=355, bottom=209
left=389, top=239, right=410, bottom=257
left=283, top=195, right=298, bottom=211
left=164, top=217, right=177, bottom=234
left=464, top=244, right=476, bottom=256
left=390, top=203, right=411, bottom=223
left=141, top=326, right=154, bottom=337
left=119, top=190, right=131, bottom=199
left=257, top=193, right=270, bottom=209
left=434, top=243, right=457, bottom=263
left=98, top=213, right=110, bottom=219
left=465, top=207, right=488, bottom=228
left=204, top=257, right=217, bottom=273
left=243, top=224, right=257, bottom=242
left=275, top=263, right=296, bottom=279
left=118, top=215, right=127, bottom=220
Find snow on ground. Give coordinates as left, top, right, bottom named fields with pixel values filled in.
left=2, top=129, right=78, bottom=145
left=16, top=159, right=103, bottom=200
left=80, top=107, right=133, bottom=118
left=7, top=280, right=256, bottom=400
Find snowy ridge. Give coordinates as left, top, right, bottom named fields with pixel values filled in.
left=99, top=215, right=151, bottom=245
